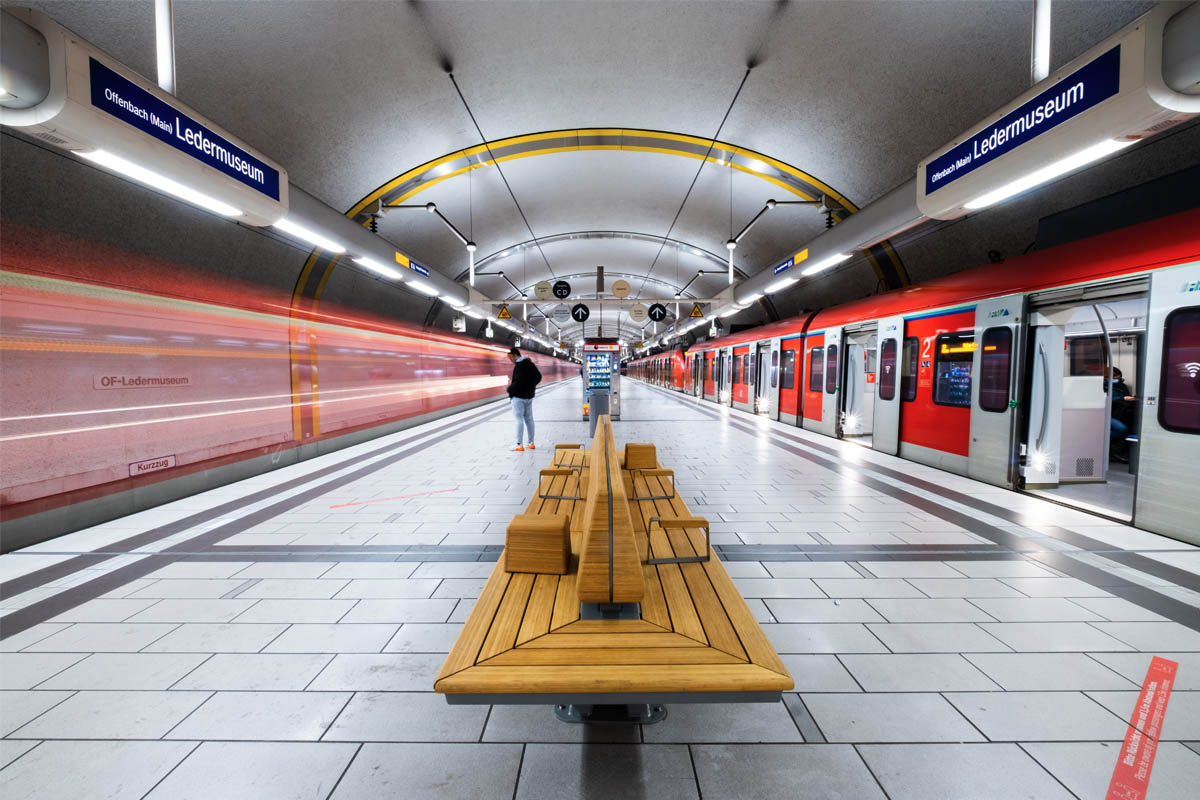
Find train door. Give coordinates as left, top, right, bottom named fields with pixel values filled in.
left=691, top=354, right=702, bottom=396
left=779, top=338, right=803, bottom=426
left=967, top=294, right=1025, bottom=487
left=720, top=347, right=734, bottom=405
left=1022, top=279, right=1149, bottom=520
left=873, top=316, right=904, bottom=455
left=801, top=333, right=826, bottom=434
left=703, top=351, right=716, bottom=399
left=756, top=340, right=778, bottom=417
left=1134, top=261, right=1199, bottom=543
left=732, top=345, right=752, bottom=412
left=841, top=324, right=876, bottom=446
left=812, top=327, right=842, bottom=437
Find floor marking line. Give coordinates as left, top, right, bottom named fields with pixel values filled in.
left=1105, top=655, right=1178, bottom=800
left=328, top=487, right=460, bottom=508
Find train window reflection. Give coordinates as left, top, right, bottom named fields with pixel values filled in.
left=878, top=338, right=897, bottom=401
left=825, top=344, right=838, bottom=394
left=809, top=346, right=824, bottom=392
left=781, top=349, right=795, bottom=390
left=933, top=331, right=973, bottom=407
left=979, top=327, right=1013, bottom=412
left=1159, top=306, right=1200, bottom=434
left=901, top=336, right=918, bottom=401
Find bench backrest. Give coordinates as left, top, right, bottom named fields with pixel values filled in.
left=575, top=414, right=645, bottom=604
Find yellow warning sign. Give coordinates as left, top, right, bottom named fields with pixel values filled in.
left=497, top=305, right=512, bottom=320
left=689, top=303, right=704, bottom=319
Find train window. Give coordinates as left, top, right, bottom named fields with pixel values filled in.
left=878, top=338, right=897, bottom=401
left=825, top=343, right=839, bottom=394
left=771, top=351, right=779, bottom=388
left=781, top=350, right=795, bottom=389
left=979, top=327, right=1013, bottom=412
left=809, top=346, right=824, bottom=392
left=733, top=355, right=742, bottom=384
left=744, top=354, right=751, bottom=384
left=1068, top=336, right=1106, bottom=376
left=1159, top=306, right=1200, bottom=434
left=901, top=336, right=918, bottom=401
left=933, top=331, right=975, bottom=407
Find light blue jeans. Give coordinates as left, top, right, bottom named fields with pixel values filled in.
left=511, top=397, right=535, bottom=445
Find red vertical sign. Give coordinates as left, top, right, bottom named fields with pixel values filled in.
left=1105, top=656, right=1179, bottom=800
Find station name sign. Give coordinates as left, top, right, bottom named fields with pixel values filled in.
left=925, top=46, right=1120, bottom=195
left=89, top=58, right=281, bottom=201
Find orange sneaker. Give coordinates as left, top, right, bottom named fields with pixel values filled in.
left=528, top=443, right=536, bottom=450
left=513, top=445, right=525, bottom=452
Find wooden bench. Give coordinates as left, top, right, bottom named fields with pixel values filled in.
left=434, top=415, right=792, bottom=712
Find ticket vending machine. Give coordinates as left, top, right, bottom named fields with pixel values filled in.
left=583, top=340, right=621, bottom=426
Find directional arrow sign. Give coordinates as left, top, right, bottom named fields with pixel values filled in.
left=648, top=303, right=668, bottom=322
left=571, top=303, right=590, bottom=322
left=552, top=280, right=572, bottom=299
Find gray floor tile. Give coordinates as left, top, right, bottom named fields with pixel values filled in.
left=964, top=652, right=1139, bottom=691
left=0, top=653, right=86, bottom=689
left=1066, top=596, right=1168, bottom=621
left=338, top=599, right=458, bottom=623
left=306, top=653, right=444, bottom=691
left=142, top=623, right=288, bottom=652
left=144, top=741, right=358, bottom=800
left=812, top=579, right=925, bottom=598
left=481, top=704, right=639, bottom=743
left=866, top=598, right=996, bottom=623
left=408, top=562, right=497, bottom=579
left=967, top=597, right=1105, bottom=622
left=719, top=561, right=771, bottom=578
left=331, top=743, right=522, bottom=800
left=22, top=623, right=178, bottom=652
left=802, top=692, right=985, bottom=743
left=778, top=654, right=862, bottom=692
left=128, top=579, right=249, bottom=599
left=945, top=691, right=1128, bottom=740
left=233, top=599, right=357, bottom=623
left=765, top=624, right=889, bottom=653
left=905, top=578, right=1025, bottom=598
left=643, top=700, right=802, bottom=743
left=998, top=577, right=1115, bottom=597
left=323, top=691, right=487, bottom=741
left=866, top=623, right=1011, bottom=653
left=37, top=653, right=208, bottom=690
left=383, top=623, right=465, bottom=653
left=1022, top=741, right=1200, bottom=800
left=0, top=624, right=71, bottom=652
left=0, top=740, right=195, bottom=800
left=237, top=579, right=350, bottom=599
left=944, top=561, right=1058, bottom=578
left=839, top=654, right=1000, bottom=692
left=47, top=598, right=161, bottom=623
left=125, top=599, right=257, bottom=623
left=761, top=562, right=862, bottom=578
left=0, top=739, right=39, bottom=769
left=692, top=743, right=886, bottom=799
left=1087, top=652, right=1200, bottom=690
left=431, top=578, right=487, bottom=598
left=858, top=743, right=1074, bottom=800
left=230, top=562, right=337, bottom=579
left=1086, top=691, right=1200, bottom=740
left=12, top=690, right=209, bottom=739
left=0, top=690, right=74, bottom=736
left=263, top=623, right=398, bottom=653
left=144, top=562, right=255, bottom=579
left=166, top=691, right=350, bottom=741
left=171, top=653, right=332, bottom=690
left=319, top=562, right=419, bottom=579
left=332, top=579, right=441, bottom=599
left=732, top=578, right=825, bottom=598
left=764, top=599, right=886, bottom=623
left=978, top=622, right=1134, bottom=652
left=516, top=743, right=698, bottom=800
left=1089, top=622, right=1200, bottom=651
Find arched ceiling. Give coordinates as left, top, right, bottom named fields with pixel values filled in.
left=16, top=0, right=1196, bottom=345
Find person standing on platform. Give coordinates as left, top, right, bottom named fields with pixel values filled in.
left=507, top=347, right=541, bottom=452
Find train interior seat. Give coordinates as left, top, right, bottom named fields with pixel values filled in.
left=1024, top=293, right=1148, bottom=520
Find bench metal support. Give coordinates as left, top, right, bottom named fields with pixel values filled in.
left=554, top=703, right=667, bottom=725
left=645, top=517, right=711, bottom=565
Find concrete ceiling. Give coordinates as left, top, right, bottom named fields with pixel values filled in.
left=13, top=0, right=1198, bottom=343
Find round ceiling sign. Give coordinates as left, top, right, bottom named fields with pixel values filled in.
left=552, top=280, right=572, bottom=299
left=629, top=303, right=648, bottom=323
left=534, top=281, right=552, bottom=300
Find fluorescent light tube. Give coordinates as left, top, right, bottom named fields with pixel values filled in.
left=964, top=139, right=1134, bottom=210
left=739, top=293, right=764, bottom=305
left=407, top=279, right=440, bottom=296
left=272, top=217, right=345, bottom=253
left=76, top=149, right=242, bottom=217
left=443, top=296, right=466, bottom=308
left=353, top=256, right=403, bottom=279
left=462, top=308, right=484, bottom=319
left=764, top=276, right=798, bottom=294
left=801, top=253, right=852, bottom=276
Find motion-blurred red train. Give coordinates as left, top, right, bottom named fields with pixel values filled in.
left=628, top=210, right=1200, bottom=544
left=0, top=224, right=571, bottom=545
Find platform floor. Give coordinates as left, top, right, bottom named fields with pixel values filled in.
left=2, top=379, right=1198, bottom=799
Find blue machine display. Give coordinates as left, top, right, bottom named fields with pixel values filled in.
left=582, top=341, right=620, bottom=420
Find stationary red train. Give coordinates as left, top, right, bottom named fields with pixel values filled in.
left=0, top=222, right=570, bottom=547
left=629, top=210, right=1200, bottom=544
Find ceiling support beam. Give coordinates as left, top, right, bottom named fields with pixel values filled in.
left=154, top=0, right=175, bottom=93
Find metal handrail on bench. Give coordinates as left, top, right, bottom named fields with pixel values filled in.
left=538, top=468, right=585, bottom=501
left=645, top=516, right=711, bottom=565
left=629, top=468, right=676, bottom=501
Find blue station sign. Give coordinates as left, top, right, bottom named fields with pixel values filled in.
left=88, top=58, right=281, bottom=201
left=408, top=261, right=431, bottom=277
left=925, top=46, right=1121, bottom=196
left=773, top=258, right=792, bottom=275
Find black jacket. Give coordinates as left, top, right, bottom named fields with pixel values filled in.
left=508, top=357, right=542, bottom=399
left=1111, top=379, right=1137, bottom=426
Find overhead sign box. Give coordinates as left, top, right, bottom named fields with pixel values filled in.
left=916, top=5, right=1198, bottom=220
left=0, top=8, right=288, bottom=225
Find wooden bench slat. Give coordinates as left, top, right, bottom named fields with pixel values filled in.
left=435, top=554, right=513, bottom=683
left=479, top=646, right=745, bottom=667
left=648, top=525, right=707, bottom=644
left=553, top=619, right=667, bottom=634
left=478, top=572, right=535, bottom=662
left=516, top=573, right=560, bottom=645
left=549, top=571, right=579, bottom=630
left=521, top=632, right=707, bottom=649
left=437, top=663, right=793, bottom=694
left=667, top=527, right=748, bottom=661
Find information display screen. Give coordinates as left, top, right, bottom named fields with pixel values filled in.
left=933, top=332, right=975, bottom=407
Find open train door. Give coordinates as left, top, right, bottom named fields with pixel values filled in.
left=1135, top=260, right=1200, bottom=544
left=968, top=294, right=1025, bottom=487
left=815, top=326, right=842, bottom=437
left=1023, top=317, right=1066, bottom=489
left=872, top=316, right=904, bottom=455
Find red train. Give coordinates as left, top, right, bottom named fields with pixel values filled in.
left=0, top=224, right=570, bottom=548
left=629, top=210, right=1200, bottom=544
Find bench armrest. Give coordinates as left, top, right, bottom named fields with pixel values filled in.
left=538, top=468, right=584, bottom=501
left=631, top=469, right=675, bottom=501
left=646, top=516, right=710, bottom=565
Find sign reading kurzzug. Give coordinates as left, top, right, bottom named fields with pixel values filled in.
left=924, top=46, right=1121, bottom=196
left=89, top=58, right=281, bottom=201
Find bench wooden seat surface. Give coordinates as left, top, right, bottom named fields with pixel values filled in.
left=435, top=425, right=792, bottom=700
